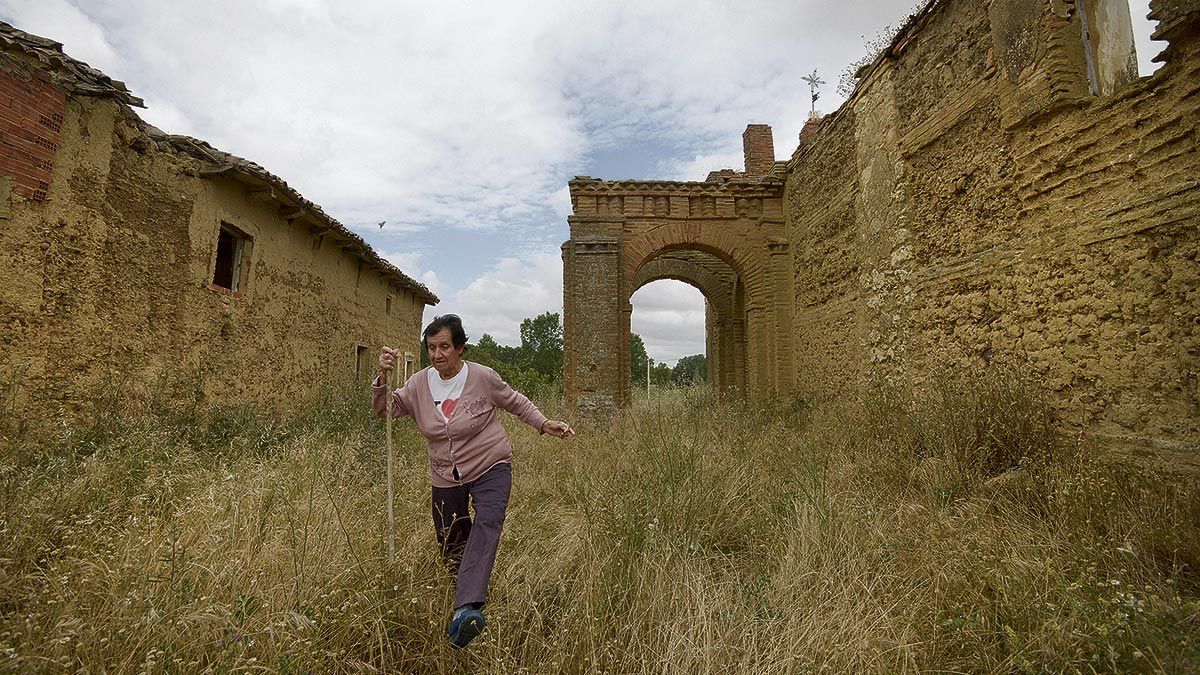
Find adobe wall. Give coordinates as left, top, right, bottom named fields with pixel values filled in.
left=786, top=0, right=1198, bottom=452
left=1, top=75, right=427, bottom=423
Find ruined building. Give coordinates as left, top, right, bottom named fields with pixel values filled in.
left=564, top=0, right=1198, bottom=453
left=0, top=23, right=437, bottom=421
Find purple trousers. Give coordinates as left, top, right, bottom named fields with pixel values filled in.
left=431, top=462, right=511, bottom=610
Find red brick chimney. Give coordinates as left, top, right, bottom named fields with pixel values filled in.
left=798, top=116, right=822, bottom=145
left=742, top=124, right=775, bottom=176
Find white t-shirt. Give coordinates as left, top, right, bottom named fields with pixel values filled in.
left=427, top=362, right=468, bottom=423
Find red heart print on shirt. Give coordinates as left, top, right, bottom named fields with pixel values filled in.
left=441, top=398, right=458, bottom=418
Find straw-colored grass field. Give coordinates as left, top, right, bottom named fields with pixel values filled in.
left=2, top=372, right=1197, bottom=673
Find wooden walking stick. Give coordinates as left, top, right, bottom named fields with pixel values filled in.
left=385, top=353, right=395, bottom=564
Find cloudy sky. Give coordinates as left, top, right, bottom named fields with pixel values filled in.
left=2, top=1, right=1163, bottom=365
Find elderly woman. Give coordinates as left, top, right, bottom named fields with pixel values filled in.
left=373, top=314, right=574, bottom=649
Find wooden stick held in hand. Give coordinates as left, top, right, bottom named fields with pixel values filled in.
left=385, top=352, right=396, bottom=564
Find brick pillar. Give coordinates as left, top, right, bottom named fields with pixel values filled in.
left=562, top=237, right=624, bottom=415
left=704, top=301, right=713, bottom=385
left=798, top=117, right=822, bottom=146
left=742, top=124, right=775, bottom=176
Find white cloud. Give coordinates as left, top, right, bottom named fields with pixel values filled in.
left=432, top=253, right=564, bottom=346
left=662, top=151, right=746, bottom=182
left=631, top=280, right=706, bottom=365
left=0, top=0, right=122, bottom=74
left=548, top=185, right=573, bottom=221
left=137, top=96, right=191, bottom=135
left=379, top=248, right=451, bottom=301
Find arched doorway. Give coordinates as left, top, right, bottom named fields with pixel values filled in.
left=628, top=249, right=746, bottom=394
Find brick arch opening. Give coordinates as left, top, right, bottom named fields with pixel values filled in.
left=562, top=136, right=793, bottom=413
left=628, top=249, right=747, bottom=394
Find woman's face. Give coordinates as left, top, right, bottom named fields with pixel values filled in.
left=427, top=327, right=464, bottom=378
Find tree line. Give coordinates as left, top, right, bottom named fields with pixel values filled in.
left=435, top=312, right=706, bottom=396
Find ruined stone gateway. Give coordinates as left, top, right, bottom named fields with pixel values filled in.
left=563, top=0, right=1199, bottom=454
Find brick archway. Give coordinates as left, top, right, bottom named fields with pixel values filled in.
left=562, top=126, right=792, bottom=413
left=630, top=249, right=747, bottom=394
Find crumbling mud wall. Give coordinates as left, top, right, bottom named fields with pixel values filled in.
left=0, top=33, right=434, bottom=426
left=786, top=0, right=1198, bottom=453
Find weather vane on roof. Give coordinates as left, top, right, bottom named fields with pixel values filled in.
left=802, top=69, right=825, bottom=118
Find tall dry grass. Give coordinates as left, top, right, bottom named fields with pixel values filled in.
left=1, top=371, right=1197, bottom=673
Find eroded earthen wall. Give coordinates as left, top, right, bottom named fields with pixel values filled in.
left=786, top=0, right=1198, bottom=452
left=786, top=109, right=864, bottom=402
left=1, top=84, right=426, bottom=422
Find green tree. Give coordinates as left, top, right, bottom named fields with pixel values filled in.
left=467, top=332, right=553, bottom=399
left=650, top=362, right=672, bottom=387
left=672, top=354, right=707, bottom=387
left=630, top=333, right=649, bottom=382
left=518, top=312, right=563, bottom=379
left=468, top=333, right=517, bottom=372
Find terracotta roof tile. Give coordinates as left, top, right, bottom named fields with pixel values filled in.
left=0, top=21, right=143, bottom=106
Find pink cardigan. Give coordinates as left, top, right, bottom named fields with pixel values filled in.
left=372, top=362, right=548, bottom=488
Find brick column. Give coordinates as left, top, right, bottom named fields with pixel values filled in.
left=742, top=124, right=775, bottom=176
left=562, top=236, right=624, bottom=414
left=704, top=301, right=716, bottom=388
left=743, top=305, right=767, bottom=395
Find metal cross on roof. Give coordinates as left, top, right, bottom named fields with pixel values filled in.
left=802, top=69, right=825, bottom=116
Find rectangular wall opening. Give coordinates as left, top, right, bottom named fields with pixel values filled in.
left=212, top=223, right=252, bottom=292
left=355, top=344, right=370, bottom=380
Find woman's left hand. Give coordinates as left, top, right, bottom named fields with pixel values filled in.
left=541, top=420, right=575, bottom=439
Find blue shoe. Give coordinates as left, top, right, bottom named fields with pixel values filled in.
left=447, top=608, right=485, bottom=649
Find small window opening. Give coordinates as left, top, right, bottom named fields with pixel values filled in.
left=386, top=295, right=393, bottom=315
left=404, top=352, right=416, bottom=379
left=212, top=224, right=252, bottom=292
left=355, top=344, right=370, bottom=380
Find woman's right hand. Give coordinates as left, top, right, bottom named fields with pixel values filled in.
left=379, top=347, right=398, bottom=374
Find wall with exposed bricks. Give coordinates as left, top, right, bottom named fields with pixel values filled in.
left=0, top=68, right=64, bottom=201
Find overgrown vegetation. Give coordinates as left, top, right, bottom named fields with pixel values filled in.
left=467, top=312, right=705, bottom=398
left=2, top=369, right=1197, bottom=673
left=465, top=311, right=564, bottom=403
left=836, top=1, right=929, bottom=99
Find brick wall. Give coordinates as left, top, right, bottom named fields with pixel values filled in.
left=0, top=68, right=64, bottom=201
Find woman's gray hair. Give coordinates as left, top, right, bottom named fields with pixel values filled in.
left=422, top=314, right=468, bottom=350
